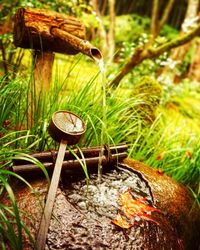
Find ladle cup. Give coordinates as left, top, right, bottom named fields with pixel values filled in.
left=35, top=110, right=86, bottom=250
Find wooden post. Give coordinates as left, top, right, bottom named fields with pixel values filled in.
left=32, top=51, right=54, bottom=126
left=33, top=50, right=55, bottom=95
left=27, top=50, right=55, bottom=127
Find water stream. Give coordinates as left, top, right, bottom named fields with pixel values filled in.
left=97, top=59, right=107, bottom=182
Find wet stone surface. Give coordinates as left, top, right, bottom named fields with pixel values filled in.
left=63, top=166, right=153, bottom=218
left=45, top=166, right=182, bottom=250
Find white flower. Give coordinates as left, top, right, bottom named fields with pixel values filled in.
left=182, top=16, right=199, bottom=33
left=160, top=58, right=178, bottom=69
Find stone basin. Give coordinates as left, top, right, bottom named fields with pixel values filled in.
left=2, top=158, right=200, bottom=249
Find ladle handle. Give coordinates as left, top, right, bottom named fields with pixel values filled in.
left=35, top=140, right=67, bottom=250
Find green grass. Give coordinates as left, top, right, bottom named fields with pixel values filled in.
left=127, top=79, right=200, bottom=208
left=0, top=166, right=36, bottom=249
left=129, top=115, right=200, bottom=185
left=0, top=135, right=51, bottom=248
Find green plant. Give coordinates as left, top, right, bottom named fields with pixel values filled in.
left=128, top=116, right=200, bottom=206
left=0, top=132, right=51, bottom=248
left=0, top=76, right=25, bottom=137
left=113, top=14, right=150, bottom=46
left=128, top=76, right=163, bottom=126
left=160, top=24, right=179, bottom=40
left=0, top=169, right=36, bottom=249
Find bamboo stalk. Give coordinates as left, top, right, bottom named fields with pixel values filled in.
left=13, top=143, right=128, bottom=165
left=12, top=152, right=128, bottom=175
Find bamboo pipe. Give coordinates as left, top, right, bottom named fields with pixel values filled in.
left=12, top=152, right=128, bottom=175
left=50, top=27, right=103, bottom=62
left=13, top=143, right=128, bottom=165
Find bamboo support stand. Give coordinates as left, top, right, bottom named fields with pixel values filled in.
left=12, top=144, right=128, bottom=176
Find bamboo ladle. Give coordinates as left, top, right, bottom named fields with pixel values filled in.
left=35, top=110, right=86, bottom=250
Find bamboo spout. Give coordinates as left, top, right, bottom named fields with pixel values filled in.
left=13, top=8, right=102, bottom=60
left=51, top=27, right=103, bottom=62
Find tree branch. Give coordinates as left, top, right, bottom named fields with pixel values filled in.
left=109, top=23, right=200, bottom=88
left=159, top=0, right=175, bottom=32
left=150, top=0, right=159, bottom=38
left=108, top=0, right=116, bottom=62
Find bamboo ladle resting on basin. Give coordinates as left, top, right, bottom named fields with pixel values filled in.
left=35, top=111, right=86, bottom=250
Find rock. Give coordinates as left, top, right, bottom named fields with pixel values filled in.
left=123, top=158, right=200, bottom=250
left=2, top=159, right=199, bottom=249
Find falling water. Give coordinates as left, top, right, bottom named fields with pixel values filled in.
left=97, top=59, right=107, bottom=182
